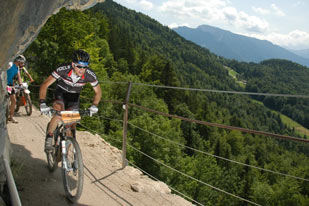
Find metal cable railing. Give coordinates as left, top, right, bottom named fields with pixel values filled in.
left=78, top=113, right=309, bottom=182
left=129, top=103, right=309, bottom=143
left=27, top=80, right=309, bottom=206
left=132, top=82, right=309, bottom=98
left=128, top=122, right=309, bottom=182
left=77, top=122, right=260, bottom=206
left=28, top=80, right=309, bottom=99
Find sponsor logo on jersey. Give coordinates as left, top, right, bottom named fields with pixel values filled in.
left=56, top=65, right=70, bottom=72
left=86, top=69, right=97, bottom=80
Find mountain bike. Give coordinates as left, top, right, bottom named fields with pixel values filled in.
left=44, top=109, right=91, bottom=202
left=15, top=82, right=32, bottom=116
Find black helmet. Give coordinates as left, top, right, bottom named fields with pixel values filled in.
left=72, top=49, right=90, bottom=66
left=14, top=55, right=26, bottom=63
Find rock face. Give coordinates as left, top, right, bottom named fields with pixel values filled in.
left=0, top=0, right=104, bottom=202
left=0, top=0, right=106, bottom=67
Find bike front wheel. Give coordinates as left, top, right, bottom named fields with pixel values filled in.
left=61, top=137, right=84, bottom=202
left=24, top=94, right=32, bottom=116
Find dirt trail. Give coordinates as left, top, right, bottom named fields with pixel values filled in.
left=7, top=107, right=193, bottom=206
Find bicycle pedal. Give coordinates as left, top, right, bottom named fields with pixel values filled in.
left=44, top=147, right=54, bottom=153
left=45, top=150, right=53, bottom=154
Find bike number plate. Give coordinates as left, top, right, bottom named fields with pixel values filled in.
left=61, top=111, right=81, bottom=123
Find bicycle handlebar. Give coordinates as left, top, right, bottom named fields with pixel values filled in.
left=42, top=108, right=95, bottom=119
left=49, top=108, right=91, bottom=116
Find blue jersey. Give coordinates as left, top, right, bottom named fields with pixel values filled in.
left=7, top=63, right=19, bottom=86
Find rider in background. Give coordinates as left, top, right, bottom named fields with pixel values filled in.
left=7, top=55, right=25, bottom=123
left=39, top=49, right=102, bottom=152
left=14, top=61, right=35, bottom=105
left=19, top=65, right=34, bottom=83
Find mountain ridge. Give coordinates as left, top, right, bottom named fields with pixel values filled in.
left=289, top=48, right=309, bottom=59
left=174, top=24, right=309, bottom=67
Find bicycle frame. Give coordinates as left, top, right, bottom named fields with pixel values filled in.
left=46, top=110, right=89, bottom=202
left=57, top=122, right=78, bottom=171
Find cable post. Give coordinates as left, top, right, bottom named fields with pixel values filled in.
left=122, top=81, right=132, bottom=168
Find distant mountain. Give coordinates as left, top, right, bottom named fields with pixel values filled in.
left=289, top=48, right=309, bottom=59
left=174, top=25, right=309, bottom=67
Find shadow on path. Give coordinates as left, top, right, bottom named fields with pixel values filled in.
left=84, top=166, right=133, bottom=206
left=11, top=143, right=90, bottom=206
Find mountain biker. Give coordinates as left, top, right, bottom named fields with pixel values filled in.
left=7, top=55, right=25, bottom=123
left=19, top=66, right=34, bottom=83
left=39, top=49, right=102, bottom=152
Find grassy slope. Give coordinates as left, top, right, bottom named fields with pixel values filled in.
left=224, top=66, right=246, bottom=88
left=225, top=66, right=309, bottom=138
left=280, top=114, right=309, bottom=138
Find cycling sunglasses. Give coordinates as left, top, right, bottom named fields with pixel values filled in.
left=74, top=63, right=88, bottom=69
left=76, top=65, right=87, bottom=69
left=74, top=61, right=89, bottom=69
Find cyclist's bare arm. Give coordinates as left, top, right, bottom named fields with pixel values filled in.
left=25, top=71, right=34, bottom=82
left=22, top=67, right=34, bottom=82
left=39, top=75, right=56, bottom=100
left=17, top=70, right=22, bottom=85
left=92, top=84, right=102, bottom=106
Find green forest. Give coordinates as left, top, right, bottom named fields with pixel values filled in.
left=224, top=59, right=309, bottom=129
left=24, top=0, right=309, bottom=205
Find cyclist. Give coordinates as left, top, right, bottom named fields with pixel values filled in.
left=19, top=65, right=34, bottom=83
left=39, top=49, right=102, bottom=152
left=13, top=61, right=34, bottom=108
left=7, top=55, right=25, bottom=123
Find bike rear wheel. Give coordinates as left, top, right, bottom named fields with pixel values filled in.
left=46, top=123, right=58, bottom=172
left=62, top=137, right=84, bottom=202
left=24, top=94, right=32, bottom=116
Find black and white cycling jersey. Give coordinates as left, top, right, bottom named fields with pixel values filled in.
left=51, top=63, right=98, bottom=93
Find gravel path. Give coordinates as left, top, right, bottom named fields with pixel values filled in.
left=7, top=107, right=193, bottom=206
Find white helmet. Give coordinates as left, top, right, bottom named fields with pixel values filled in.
left=14, top=55, right=26, bottom=63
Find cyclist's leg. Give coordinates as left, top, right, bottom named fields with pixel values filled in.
left=48, top=101, right=63, bottom=132
left=45, top=101, right=64, bottom=152
left=8, top=89, right=18, bottom=123
left=45, top=88, right=66, bottom=151
left=48, top=88, right=67, bottom=134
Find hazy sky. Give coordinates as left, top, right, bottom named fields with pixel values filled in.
left=113, top=0, right=309, bottom=50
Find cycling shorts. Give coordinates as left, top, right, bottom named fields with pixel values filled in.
left=53, top=87, right=80, bottom=110
left=7, top=85, right=16, bottom=95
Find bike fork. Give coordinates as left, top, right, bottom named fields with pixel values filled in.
left=62, top=140, right=77, bottom=172
left=61, top=140, right=68, bottom=171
